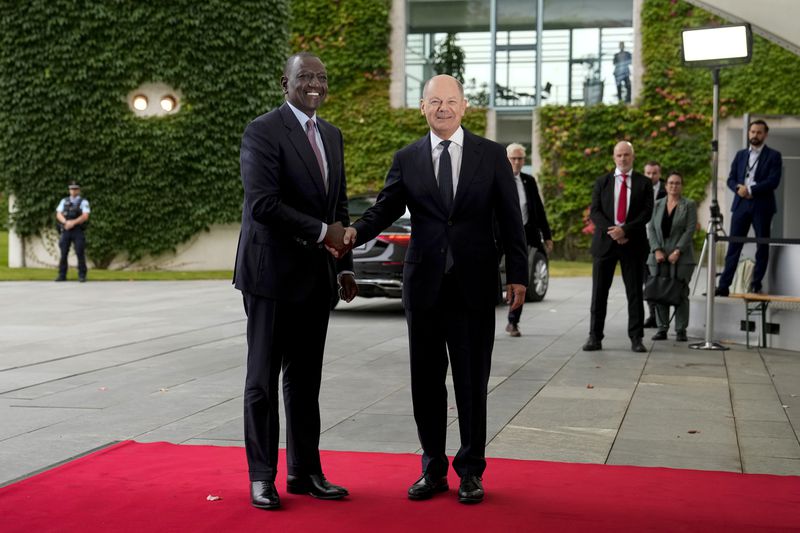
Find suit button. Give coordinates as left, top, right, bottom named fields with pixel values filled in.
left=440, top=248, right=445, bottom=254
left=447, top=220, right=453, bottom=226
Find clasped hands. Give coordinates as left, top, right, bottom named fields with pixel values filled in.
left=654, top=248, right=680, bottom=264
left=607, top=225, right=628, bottom=245
left=736, top=184, right=752, bottom=199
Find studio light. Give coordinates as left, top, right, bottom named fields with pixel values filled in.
left=682, top=23, right=752, bottom=352
left=681, top=23, right=752, bottom=68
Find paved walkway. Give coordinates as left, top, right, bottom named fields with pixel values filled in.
left=1, top=279, right=798, bottom=486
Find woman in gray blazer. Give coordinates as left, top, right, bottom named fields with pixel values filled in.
left=647, top=172, right=697, bottom=341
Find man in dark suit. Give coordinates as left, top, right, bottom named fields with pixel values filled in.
left=338, top=75, right=528, bottom=504
left=504, top=142, right=553, bottom=337
left=233, top=52, right=358, bottom=510
left=643, top=160, right=667, bottom=328
left=583, top=141, right=654, bottom=353
left=715, top=119, right=783, bottom=296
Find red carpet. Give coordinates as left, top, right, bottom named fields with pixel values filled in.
left=1, top=441, right=799, bottom=532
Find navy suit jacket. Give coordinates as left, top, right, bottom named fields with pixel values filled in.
left=233, top=103, right=353, bottom=303
left=590, top=170, right=654, bottom=259
left=519, top=172, right=552, bottom=250
left=727, top=145, right=782, bottom=216
left=353, top=128, right=528, bottom=310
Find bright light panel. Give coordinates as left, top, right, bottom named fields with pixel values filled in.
left=681, top=24, right=752, bottom=67
left=160, top=96, right=175, bottom=112
left=133, top=95, right=148, bottom=111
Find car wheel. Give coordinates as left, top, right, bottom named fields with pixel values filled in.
left=526, top=250, right=548, bottom=302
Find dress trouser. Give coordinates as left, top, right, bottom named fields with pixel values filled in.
left=242, top=282, right=330, bottom=482
left=648, top=263, right=695, bottom=333
left=589, top=244, right=645, bottom=341
left=405, top=273, right=495, bottom=479
left=718, top=201, right=773, bottom=290
left=58, top=228, right=87, bottom=278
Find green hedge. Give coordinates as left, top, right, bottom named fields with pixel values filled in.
left=538, top=0, right=800, bottom=259
left=0, top=1, right=289, bottom=267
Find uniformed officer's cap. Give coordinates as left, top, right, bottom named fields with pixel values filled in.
left=68, top=181, right=80, bottom=189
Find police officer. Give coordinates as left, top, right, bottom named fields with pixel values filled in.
left=55, top=181, right=90, bottom=282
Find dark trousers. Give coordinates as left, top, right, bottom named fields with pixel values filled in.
left=242, top=288, right=330, bottom=482
left=616, top=77, right=631, bottom=103
left=508, top=304, right=523, bottom=325
left=405, top=274, right=495, bottom=478
left=589, top=245, right=645, bottom=341
left=718, top=203, right=773, bottom=290
left=643, top=263, right=656, bottom=319
left=58, top=228, right=87, bottom=279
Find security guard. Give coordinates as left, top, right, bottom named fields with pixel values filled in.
left=55, top=181, right=91, bottom=282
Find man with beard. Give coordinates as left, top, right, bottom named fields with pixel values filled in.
left=715, top=120, right=783, bottom=296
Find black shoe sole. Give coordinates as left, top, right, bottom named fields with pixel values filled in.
left=286, top=485, right=348, bottom=500
left=458, top=494, right=484, bottom=504
left=251, top=500, right=281, bottom=510
left=408, top=484, right=449, bottom=500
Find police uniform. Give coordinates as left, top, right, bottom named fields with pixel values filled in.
left=55, top=185, right=90, bottom=281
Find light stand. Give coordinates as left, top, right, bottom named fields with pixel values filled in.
left=679, top=24, right=752, bottom=351
left=690, top=68, right=728, bottom=351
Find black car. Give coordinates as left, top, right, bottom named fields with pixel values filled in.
left=341, top=194, right=548, bottom=305
left=346, top=194, right=411, bottom=300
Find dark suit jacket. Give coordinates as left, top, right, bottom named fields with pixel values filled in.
left=353, top=128, right=528, bottom=310
left=519, top=172, right=552, bottom=250
left=233, top=103, right=353, bottom=303
left=590, top=170, right=654, bottom=258
left=727, top=145, right=782, bottom=216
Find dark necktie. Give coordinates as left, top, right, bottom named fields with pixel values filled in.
left=306, top=119, right=327, bottom=192
left=438, top=140, right=454, bottom=212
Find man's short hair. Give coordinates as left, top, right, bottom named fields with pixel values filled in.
left=283, top=52, right=321, bottom=76
left=749, top=119, right=769, bottom=132
left=506, top=143, right=526, bottom=155
left=644, top=160, right=660, bottom=169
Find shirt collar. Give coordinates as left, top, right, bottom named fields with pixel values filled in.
left=286, top=101, right=317, bottom=128
left=750, top=145, right=763, bottom=156
left=430, top=127, right=464, bottom=152
left=615, top=168, right=632, bottom=179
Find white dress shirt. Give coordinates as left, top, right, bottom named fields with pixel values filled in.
left=613, top=168, right=631, bottom=226
left=513, top=174, right=529, bottom=225
left=745, top=146, right=762, bottom=194
left=430, top=127, right=464, bottom=198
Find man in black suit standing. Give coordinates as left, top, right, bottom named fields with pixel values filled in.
left=715, top=119, right=783, bottom=296
left=234, top=52, right=358, bottom=510
left=583, top=141, right=653, bottom=353
left=643, top=160, right=667, bottom=328
left=338, top=75, right=528, bottom=504
left=504, top=142, right=553, bottom=337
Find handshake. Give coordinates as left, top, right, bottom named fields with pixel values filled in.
left=323, top=222, right=358, bottom=259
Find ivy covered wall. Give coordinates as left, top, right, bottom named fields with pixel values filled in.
left=538, top=0, right=800, bottom=259
left=289, top=0, right=486, bottom=194
left=1, top=0, right=485, bottom=268
left=0, top=1, right=290, bottom=267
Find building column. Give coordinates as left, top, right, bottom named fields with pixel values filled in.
left=632, top=0, right=645, bottom=104
left=8, top=194, right=25, bottom=267
left=389, top=0, right=406, bottom=109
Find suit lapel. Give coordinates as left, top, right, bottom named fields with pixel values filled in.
left=452, top=130, right=480, bottom=213
left=602, top=173, right=615, bottom=220
left=317, top=119, right=338, bottom=212
left=414, top=134, right=447, bottom=213
left=281, top=104, right=327, bottom=199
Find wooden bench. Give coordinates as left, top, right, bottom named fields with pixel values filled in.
left=728, top=293, right=800, bottom=348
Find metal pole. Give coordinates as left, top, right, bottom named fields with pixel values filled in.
left=690, top=68, right=728, bottom=351
left=535, top=0, right=543, bottom=107
left=489, top=0, right=497, bottom=108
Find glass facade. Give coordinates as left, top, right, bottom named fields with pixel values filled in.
left=405, top=0, right=634, bottom=109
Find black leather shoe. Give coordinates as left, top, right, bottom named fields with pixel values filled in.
left=286, top=474, right=348, bottom=500
left=79, top=277, right=86, bottom=283
left=458, top=475, right=484, bottom=504
left=643, top=316, right=657, bottom=328
left=407, top=474, right=448, bottom=500
left=54, top=277, right=66, bottom=282
left=250, top=481, right=280, bottom=510
left=676, top=331, right=688, bottom=342
left=582, top=337, right=602, bottom=351
left=631, top=338, right=647, bottom=352
left=651, top=331, right=667, bottom=341
left=748, top=284, right=762, bottom=294
left=714, top=287, right=729, bottom=297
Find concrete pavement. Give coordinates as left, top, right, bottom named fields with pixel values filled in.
left=1, top=278, right=798, bottom=486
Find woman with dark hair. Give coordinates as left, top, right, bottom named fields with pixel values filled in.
left=647, top=172, right=697, bottom=342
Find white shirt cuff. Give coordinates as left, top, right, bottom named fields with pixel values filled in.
left=317, top=222, right=327, bottom=243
